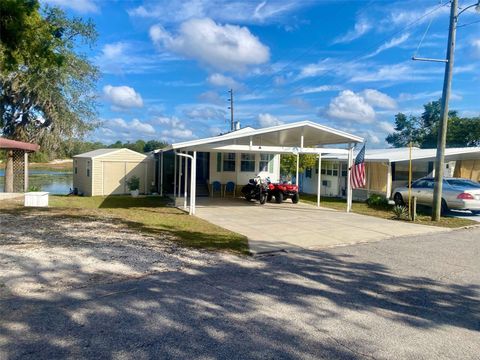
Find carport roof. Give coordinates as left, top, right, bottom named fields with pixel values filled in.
left=159, top=121, right=363, bottom=152
left=324, top=147, right=480, bottom=162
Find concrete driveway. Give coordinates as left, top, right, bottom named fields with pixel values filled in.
left=195, top=198, right=448, bottom=253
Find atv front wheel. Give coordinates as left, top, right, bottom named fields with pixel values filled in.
left=292, top=193, right=299, bottom=204
left=259, top=194, right=267, bottom=205
left=275, top=192, right=283, bottom=203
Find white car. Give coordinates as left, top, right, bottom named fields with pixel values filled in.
left=392, top=177, right=480, bottom=215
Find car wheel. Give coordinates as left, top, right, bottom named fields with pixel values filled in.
left=245, top=195, right=251, bottom=201
left=259, top=194, right=267, bottom=205
left=275, top=192, right=283, bottom=203
left=441, top=199, right=449, bottom=215
left=267, top=194, right=272, bottom=202
left=292, top=193, right=299, bottom=204
left=393, top=193, right=404, bottom=206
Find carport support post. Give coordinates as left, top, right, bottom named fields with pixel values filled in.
left=184, top=151, right=188, bottom=210
left=173, top=153, right=177, bottom=200
left=346, top=145, right=354, bottom=212
left=192, top=151, right=197, bottom=215
left=317, top=153, right=322, bottom=207
left=177, top=155, right=182, bottom=198
left=159, top=151, right=164, bottom=196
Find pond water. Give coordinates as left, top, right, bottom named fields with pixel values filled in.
left=0, top=169, right=73, bottom=194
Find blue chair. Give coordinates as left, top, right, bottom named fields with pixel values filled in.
left=211, top=181, right=222, bottom=197
left=224, top=181, right=235, bottom=198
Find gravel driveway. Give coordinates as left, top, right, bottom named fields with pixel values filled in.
left=0, top=209, right=240, bottom=300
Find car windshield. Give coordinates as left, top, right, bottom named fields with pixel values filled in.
left=446, top=179, right=480, bottom=188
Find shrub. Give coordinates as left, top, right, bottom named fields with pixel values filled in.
left=126, top=176, right=140, bottom=191
left=392, top=205, right=408, bottom=220
left=28, top=185, right=40, bottom=192
left=366, top=194, right=389, bottom=209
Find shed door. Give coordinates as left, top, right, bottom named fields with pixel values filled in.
left=126, top=162, right=146, bottom=193
left=102, top=162, right=126, bottom=195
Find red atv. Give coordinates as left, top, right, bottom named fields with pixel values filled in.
left=267, top=182, right=300, bottom=204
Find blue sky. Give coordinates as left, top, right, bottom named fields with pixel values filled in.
left=43, top=0, right=480, bottom=147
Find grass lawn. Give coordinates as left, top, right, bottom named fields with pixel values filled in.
left=2, top=195, right=249, bottom=255
left=301, top=194, right=478, bottom=228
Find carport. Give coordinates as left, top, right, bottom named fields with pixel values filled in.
left=157, top=121, right=363, bottom=215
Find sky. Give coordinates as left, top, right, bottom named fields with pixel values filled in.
left=42, top=0, right=480, bottom=148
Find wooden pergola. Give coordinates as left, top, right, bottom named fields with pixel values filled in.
left=0, top=138, right=40, bottom=193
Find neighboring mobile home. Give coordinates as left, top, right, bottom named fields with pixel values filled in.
left=73, top=148, right=154, bottom=196
left=301, top=147, right=480, bottom=200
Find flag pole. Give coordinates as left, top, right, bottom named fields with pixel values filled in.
left=408, top=141, right=413, bottom=217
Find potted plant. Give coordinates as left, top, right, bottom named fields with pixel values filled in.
left=126, top=176, right=140, bottom=197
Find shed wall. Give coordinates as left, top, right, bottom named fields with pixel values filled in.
left=73, top=158, right=92, bottom=196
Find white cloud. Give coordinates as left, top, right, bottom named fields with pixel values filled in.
left=105, top=118, right=155, bottom=135
left=360, top=89, right=397, bottom=110
left=42, top=0, right=99, bottom=13
left=326, top=90, right=376, bottom=123
left=364, top=33, right=410, bottom=59
left=162, top=128, right=193, bottom=139
left=132, top=119, right=156, bottom=134
left=198, top=91, right=224, bottom=105
left=350, top=63, right=416, bottom=83
left=96, top=42, right=172, bottom=75
left=295, top=85, right=342, bottom=95
left=103, top=85, right=144, bottom=109
left=378, top=121, right=395, bottom=133
left=472, top=39, right=480, bottom=58
left=333, top=18, right=371, bottom=44
left=184, top=106, right=226, bottom=120
left=129, top=0, right=305, bottom=25
left=207, top=73, right=240, bottom=88
left=258, top=113, right=283, bottom=128
left=149, top=18, right=269, bottom=72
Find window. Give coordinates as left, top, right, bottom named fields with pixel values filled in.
left=74, top=160, right=78, bottom=174
left=259, top=154, right=274, bottom=172
left=305, top=168, right=312, bottom=178
left=216, top=153, right=222, bottom=172
left=241, top=153, right=255, bottom=172
left=223, top=153, right=236, bottom=172
left=86, top=161, right=91, bottom=177
left=341, top=163, right=348, bottom=177
left=320, top=161, right=339, bottom=176
left=332, top=162, right=339, bottom=176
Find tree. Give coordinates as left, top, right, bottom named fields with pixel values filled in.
left=386, top=100, right=480, bottom=148
left=280, top=154, right=317, bottom=178
left=1, top=1, right=98, bottom=153
left=144, top=139, right=168, bottom=153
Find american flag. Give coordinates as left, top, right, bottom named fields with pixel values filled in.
left=350, top=144, right=366, bottom=189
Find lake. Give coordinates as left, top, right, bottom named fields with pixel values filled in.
left=0, top=169, right=73, bottom=194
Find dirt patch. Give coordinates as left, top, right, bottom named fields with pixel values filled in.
left=0, top=209, right=242, bottom=299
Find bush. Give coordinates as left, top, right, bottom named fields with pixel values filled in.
left=392, top=205, right=408, bottom=220
left=126, top=176, right=140, bottom=191
left=366, top=194, right=389, bottom=209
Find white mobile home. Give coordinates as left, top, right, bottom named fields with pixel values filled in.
left=301, top=147, right=480, bottom=200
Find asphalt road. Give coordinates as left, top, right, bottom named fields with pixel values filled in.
left=1, top=228, right=479, bottom=359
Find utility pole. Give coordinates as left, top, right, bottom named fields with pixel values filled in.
left=228, top=89, right=234, bottom=131
left=432, top=0, right=457, bottom=221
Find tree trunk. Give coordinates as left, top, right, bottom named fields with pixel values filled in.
left=4, top=150, right=14, bottom=193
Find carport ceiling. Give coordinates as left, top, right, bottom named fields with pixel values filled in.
left=166, top=121, right=363, bottom=152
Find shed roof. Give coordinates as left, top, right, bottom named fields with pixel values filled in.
left=325, top=147, right=480, bottom=162
left=73, top=148, right=147, bottom=159
left=159, top=121, right=363, bottom=152
left=0, top=138, right=40, bottom=152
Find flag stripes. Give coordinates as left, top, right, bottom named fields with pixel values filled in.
left=350, top=145, right=366, bottom=189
